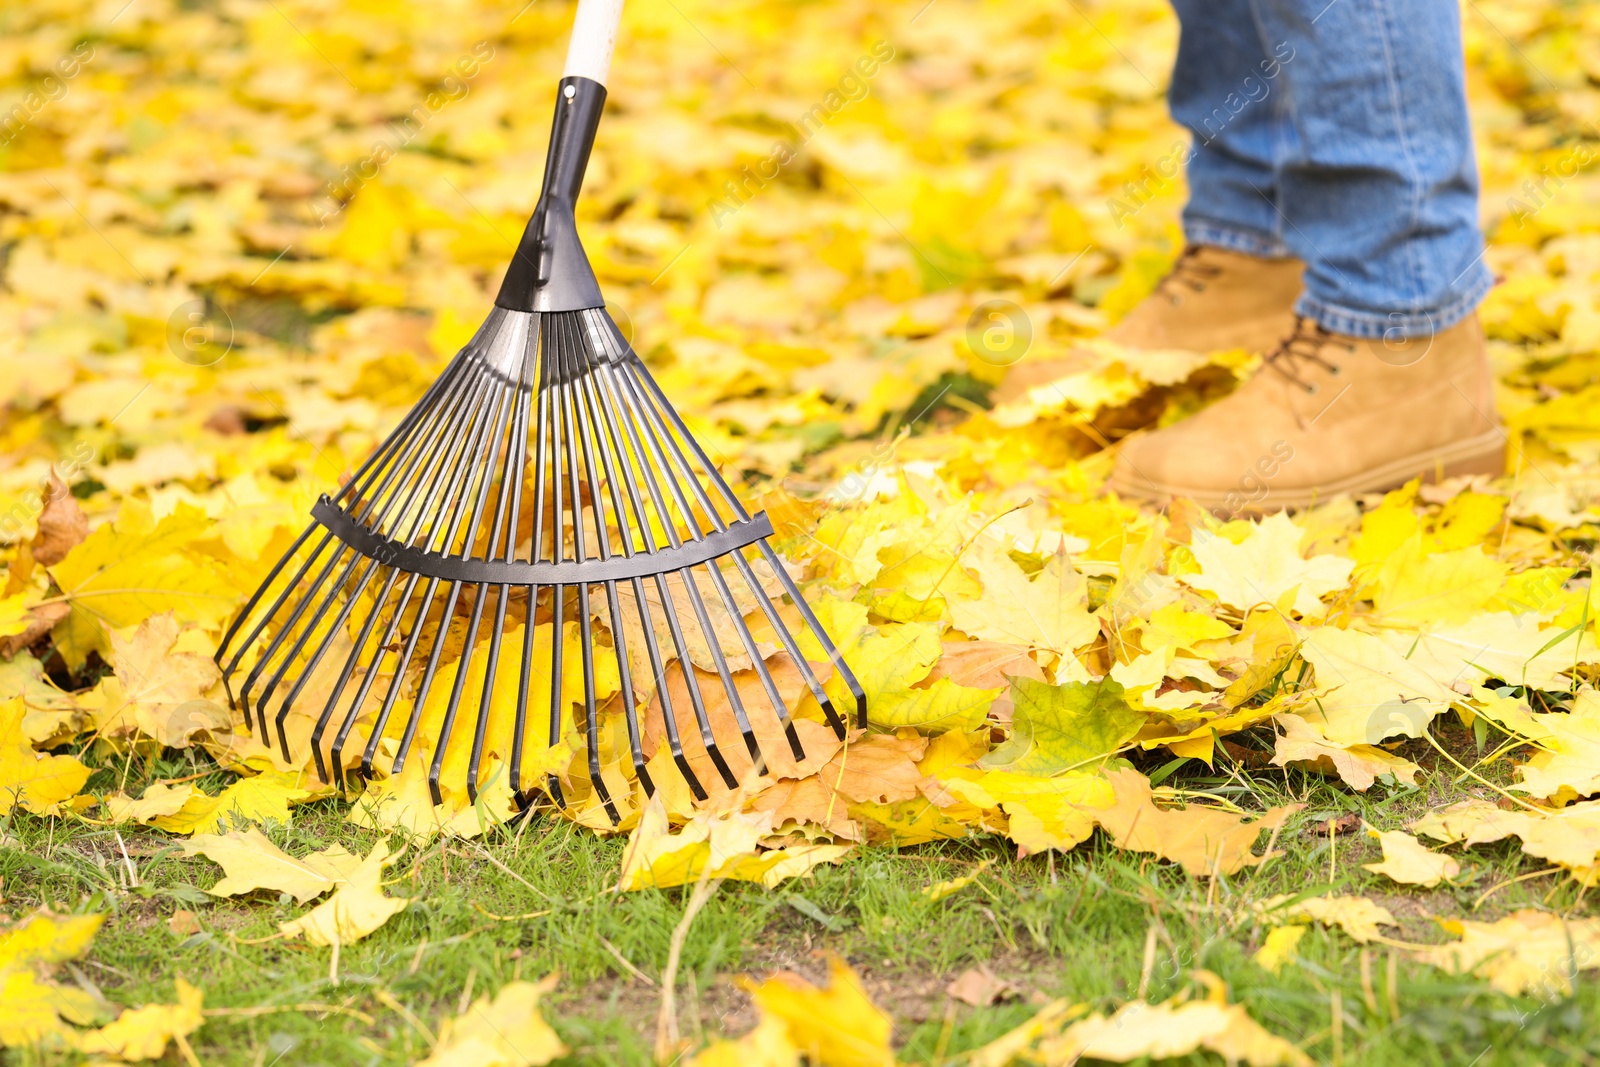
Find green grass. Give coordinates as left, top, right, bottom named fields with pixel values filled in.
left=5, top=725, right=1600, bottom=1066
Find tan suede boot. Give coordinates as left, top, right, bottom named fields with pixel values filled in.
left=995, top=245, right=1304, bottom=403
left=1107, top=313, right=1505, bottom=514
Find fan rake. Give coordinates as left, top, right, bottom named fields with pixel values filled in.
left=214, top=0, right=864, bottom=824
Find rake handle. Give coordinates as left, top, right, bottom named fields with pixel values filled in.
left=563, top=0, right=624, bottom=86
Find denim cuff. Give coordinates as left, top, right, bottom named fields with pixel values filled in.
left=1295, top=264, right=1494, bottom=339
left=1183, top=218, right=1294, bottom=260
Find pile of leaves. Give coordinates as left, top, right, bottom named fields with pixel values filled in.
left=4, top=0, right=1600, bottom=1061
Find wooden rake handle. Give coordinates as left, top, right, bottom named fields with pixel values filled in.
left=563, top=0, right=624, bottom=86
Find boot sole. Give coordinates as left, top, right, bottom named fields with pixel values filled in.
left=1108, top=427, right=1508, bottom=514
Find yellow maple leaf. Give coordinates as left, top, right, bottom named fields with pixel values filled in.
left=94, top=613, right=224, bottom=747
left=1038, top=978, right=1310, bottom=1067
left=279, top=840, right=409, bottom=947
left=1295, top=625, right=1452, bottom=745
left=0, top=697, right=90, bottom=815
left=1253, top=924, right=1306, bottom=975
left=1093, top=767, right=1300, bottom=877
left=0, top=909, right=105, bottom=1047
left=181, top=828, right=342, bottom=902
left=688, top=1016, right=799, bottom=1067
left=1413, top=797, right=1600, bottom=869
left=743, top=955, right=894, bottom=1067
left=1362, top=828, right=1460, bottom=887
left=416, top=974, right=567, bottom=1067
left=47, top=501, right=234, bottom=667
left=1512, top=686, right=1600, bottom=802
left=74, top=978, right=204, bottom=1061
left=1373, top=540, right=1508, bottom=627
left=1258, top=894, right=1399, bottom=945
left=1182, top=512, right=1354, bottom=618
left=949, top=543, right=1101, bottom=659
left=1270, top=712, right=1420, bottom=790
left=1413, top=910, right=1600, bottom=996
left=616, top=796, right=851, bottom=891
left=150, top=771, right=312, bottom=835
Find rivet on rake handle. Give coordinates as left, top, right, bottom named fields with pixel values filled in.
left=214, top=3, right=865, bottom=825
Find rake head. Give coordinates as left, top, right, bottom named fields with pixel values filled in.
left=215, top=65, right=864, bottom=823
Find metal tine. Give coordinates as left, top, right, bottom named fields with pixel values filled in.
left=681, top=563, right=766, bottom=774
left=563, top=315, right=655, bottom=798
left=577, top=327, right=705, bottom=799
left=759, top=540, right=867, bottom=729
left=308, top=563, right=403, bottom=784
left=329, top=569, right=422, bottom=788
left=588, top=346, right=738, bottom=790
left=262, top=550, right=383, bottom=759
left=566, top=321, right=659, bottom=796
left=596, top=353, right=767, bottom=780
left=262, top=363, right=494, bottom=759
left=554, top=314, right=617, bottom=823
left=729, top=549, right=841, bottom=745
left=220, top=344, right=481, bottom=699
left=238, top=540, right=351, bottom=727
left=345, top=351, right=508, bottom=781
left=466, top=315, right=538, bottom=802
left=699, top=557, right=797, bottom=762
left=543, top=314, right=571, bottom=810
left=395, top=365, right=519, bottom=797
left=303, top=346, right=508, bottom=780
left=216, top=363, right=444, bottom=676
left=427, top=327, right=529, bottom=801
left=362, top=349, right=511, bottom=777
left=513, top=314, right=555, bottom=804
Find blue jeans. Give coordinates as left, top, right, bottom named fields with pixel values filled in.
left=1167, top=0, right=1492, bottom=339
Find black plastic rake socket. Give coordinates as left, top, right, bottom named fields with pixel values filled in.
left=213, top=0, right=865, bottom=825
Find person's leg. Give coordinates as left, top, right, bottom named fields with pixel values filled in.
left=1249, top=0, right=1492, bottom=338
left=1167, top=0, right=1296, bottom=259
left=1108, top=0, right=1502, bottom=512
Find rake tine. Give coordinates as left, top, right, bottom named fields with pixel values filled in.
left=681, top=564, right=763, bottom=775
left=239, top=541, right=350, bottom=725
left=554, top=316, right=618, bottom=822
left=310, top=564, right=403, bottom=784
left=728, top=552, right=830, bottom=756
left=467, top=316, right=537, bottom=802
left=702, top=559, right=794, bottom=759
left=333, top=569, right=422, bottom=786
left=563, top=320, right=654, bottom=795
left=426, top=373, right=520, bottom=803
left=401, top=408, right=516, bottom=789
left=584, top=355, right=708, bottom=797
left=760, top=540, right=865, bottom=731
left=269, top=554, right=385, bottom=761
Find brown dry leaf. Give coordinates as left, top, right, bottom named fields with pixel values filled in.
left=946, top=965, right=1022, bottom=1006
left=1093, top=767, right=1300, bottom=877
left=30, top=476, right=87, bottom=567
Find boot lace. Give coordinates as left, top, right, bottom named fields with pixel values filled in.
left=1153, top=246, right=1225, bottom=303
left=1263, top=317, right=1355, bottom=394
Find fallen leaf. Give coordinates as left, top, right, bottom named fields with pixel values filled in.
left=1362, top=828, right=1460, bottom=887
left=742, top=954, right=894, bottom=1067
left=946, top=965, right=1022, bottom=1006
left=980, top=677, right=1142, bottom=776
left=1412, top=910, right=1600, bottom=995
left=416, top=974, right=567, bottom=1067
left=1182, top=513, right=1353, bottom=618
left=74, top=978, right=204, bottom=1061
left=278, top=840, right=410, bottom=947
left=1253, top=924, right=1306, bottom=975
left=0, top=697, right=90, bottom=815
